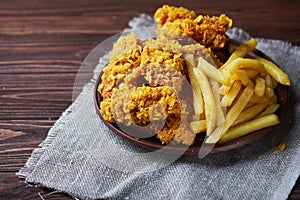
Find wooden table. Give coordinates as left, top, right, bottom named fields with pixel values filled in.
left=0, top=0, right=299, bottom=199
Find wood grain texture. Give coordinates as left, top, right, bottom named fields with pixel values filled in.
left=0, top=0, right=299, bottom=199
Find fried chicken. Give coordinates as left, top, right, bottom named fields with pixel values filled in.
left=140, top=38, right=187, bottom=91
left=109, top=32, right=143, bottom=62
left=98, top=33, right=143, bottom=99
left=128, top=85, right=195, bottom=145
left=154, top=5, right=196, bottom=27
left=154, top=5, right=233, bottom=50
left=98, top=8, right=229, bottom=145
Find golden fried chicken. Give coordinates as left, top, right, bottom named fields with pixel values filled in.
left=154, top=5, right=233, bottom=49
left=109, top=32, right=143, bottom=62
left=140, top=38, right=187, bottom=91
left=128, top=85, right=195, bottom=145
left=98, top=33, right=143, bottom=99
left=193, top=14, right=233, bottom=49
left=98, top=48, right=141, bottom=99
left=154, top=5, right=196, bottom=27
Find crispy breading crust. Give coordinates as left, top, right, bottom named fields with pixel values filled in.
left=154, top=5, right=196, bottom=27
left=109, top=32, right=143, bottom=62
left=128, top=85, right=195, bottom=145
left=154, top=5, right=233, bottom=50
left=98, top=47, right=141, bottom=99
left=140, top=38, right=187, bottom=91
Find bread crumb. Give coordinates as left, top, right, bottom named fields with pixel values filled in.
left=258, top=156, right=262, bottom=160
left=272, top=151, right=278, bottom=155
left=277, top=143, right=286, bottom=151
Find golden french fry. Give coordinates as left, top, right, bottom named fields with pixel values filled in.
left=190, top=120, right=207, bottom=134
left=219, top=84, right=231, bottom=95
left=233, top=70, right=255, bottom=88
left=206, top=85, right=254, bottom=143
left=197, top=57, right=222, bottom=83
left=218, top=114, right=280, bottom=144
left=193, top=67, right=217, bottom=135
left=244, top=69, right=258, bottom=79
left=221, top=58, right=265, bottom=85
left=254, top=77, right=266, bottom=97
left=210, top=79, right=225, bottom=126
left=264, top=74, right=278, bottom=89
left=255, top=56, right=291, bottom=86
left=221, top=80, right=242, bottom=107
left=265, top=74, right=273, bottom=88
left=256, top=104, right=280, bottom=118
left=185, top=54, right=204, bottom=115
left=220, top=38, right=257, bottom=71
left=249, top=93, right=272, bottom=104
left=232, top=103, right=269, bottom=126
left=265, top=87, right=275, bottom=98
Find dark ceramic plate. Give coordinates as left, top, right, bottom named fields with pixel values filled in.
left=94, top=40, right=289, bottom=155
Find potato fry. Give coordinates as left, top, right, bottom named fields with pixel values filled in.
left=265, top=74, right=273, bottom=88
left=244, top=69, right=258, bottom=79
left=233, top=70, right=255, bottom=88
left=256, top=104, right=280, bottom=118
left=197, top=57, right=222, bottom=83
left=210, top=79, right=225, bottom=126
left=265, top=87, right=275, bottom=98
left=220, top=38, right=257, bottom=71
left=185, top=54, right=204, bottom=115
left=190, top=120, right=207, bottom=134
left=221, top=58, right=265, bottom=85
left=254, top=77, right=266, bottom=97
left=206, top=85, right=254, bottom=143
left=249, top=93, right=272, bottom=104
left=193, top=68, right=217, bottom=135
left=218, top=114, right=280, bottom=144
left=255, top=56, right=291, bottom=86
left=221, top=80, right=242, bottom=107
left=233, top=103, right=269, bottom=126
left=219, top=84, right=231, bottom=95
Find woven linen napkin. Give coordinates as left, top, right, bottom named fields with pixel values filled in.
left=18, top=14, right=300, bottom=200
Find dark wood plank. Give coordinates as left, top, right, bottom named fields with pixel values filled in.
left=0, top=0, right=299, bottom=199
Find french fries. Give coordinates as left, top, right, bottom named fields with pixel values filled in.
left=220, top=80, right=242, bottom=107
left=197, top=57, right=222, bottom=83
left=255, top=56, right=291, bottom=86
left=220, top=38, right=257, bottom=71
left=190, top=120, right=206, bottom=134
left=206, top=85, right=254, bottom=143
left=185, top=54, right=204, bottom=116
left=193, top=67, right=217, bottom=136
left=218, top=114, right=280, bottom=144
left=186, top=37, right=290, bottom=145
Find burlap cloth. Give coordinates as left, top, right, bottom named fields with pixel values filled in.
left=18, top=14, right=300, bottom=200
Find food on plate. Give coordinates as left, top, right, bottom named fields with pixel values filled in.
left=155, top=5, right=233, bottom=49
left=97, top=5, right=290, bottom=146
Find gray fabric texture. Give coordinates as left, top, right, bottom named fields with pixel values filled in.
left=18, top=14, right=300, bottom=200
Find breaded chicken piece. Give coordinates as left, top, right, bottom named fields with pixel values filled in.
left=109, top=32, right=143, bottom=62
left=98, top=47, right=141, bottom=99
left=140, top=38, right=187, bottom=91
left=128, top=85, right=195, bottom=145
left=98, top=33, right=143, bottom=99
left=154, top=5, right=233, bottom=49
left=154, top=5, right=196, bottom=27
left=193, top=14, right=233, bottom=49
left=110, top=83, right=137, bottom=126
